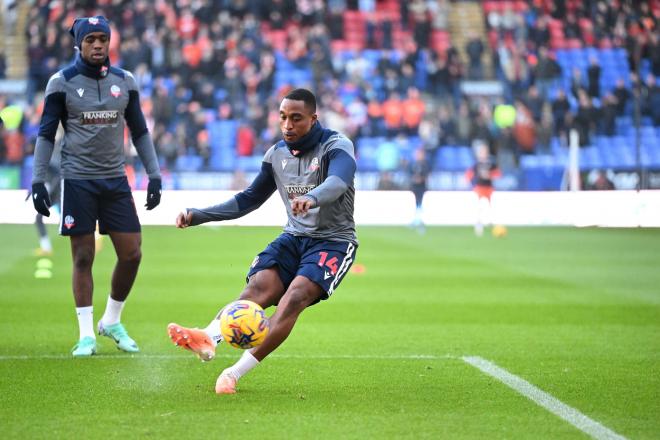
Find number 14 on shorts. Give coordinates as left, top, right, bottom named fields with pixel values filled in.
left=317, top=251, right=338, bottom=279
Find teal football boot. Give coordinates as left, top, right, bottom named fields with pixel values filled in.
left=98, top=322, right=139, bottom=353
left=72, top=336, right=97, bottom=357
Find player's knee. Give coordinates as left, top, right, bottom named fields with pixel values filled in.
left=239, top=286, right=279, bottom=309
left=281, top=285, right=318, bottom=314
left=72, top=248, right=94, bottom=270
left=119, top=247, right=142, bottom=265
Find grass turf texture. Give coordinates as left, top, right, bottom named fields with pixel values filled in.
left=0, top=224, right=658, bottom=439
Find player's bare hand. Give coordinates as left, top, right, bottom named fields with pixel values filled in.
left=176, top=210, right=192, bottom=228
left=291, top=196, right=315, bottom=216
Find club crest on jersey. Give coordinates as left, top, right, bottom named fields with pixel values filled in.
left=281, top=159, right=287, bottom=170
left=309, top=157, right=319, bottom=172
left=64, top=215, right=75, bottom=229
left=110, top=85, right=121, bottom=97
left=76, top=88, right=84, bottom=97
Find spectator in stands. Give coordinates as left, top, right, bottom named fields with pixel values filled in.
left=401, top=87, right=425, bottom=136
left=309, top=41, right=332, bottom=90
left=470, top=110, right=495, bottom=155
left=525, top=85, right=544, bottom=123
left=0, top=49, right=5, bottom=79
left=529, top=15, right=550, bottom=50
left=418, top=114, right=439, bottom=162
left=345, top=96, right=368, bottom=139
left=398, top=63, right=417, bottom=95
left=409, top=0, right=430, bottom=49
left=533, top=46, right=562, bottom=100
left=498, top=42, right=529, bottom=101
left=613, top=78, right=631, bottom=116
left=446, top=45, right=464, bottom=105
left=382, top=92, right=403, bottom=137
left=426, top=51, right=449, bottom=99
left=285, top=26, right=309, bottom=68
left=466, top=33, right=485, bottom=80
left=537, top=103, right=554, bottom=154
left=513, top=99, right=536, bottom=156
left=644, top=31, right=660, bottom=77
left=456, top=100, right=473, bottom=145
left=437, top=105, right=457, bottom=146
left=365, top=97, right=384, bottom=137
left=156, top=130, right=181, bottom=170
left=326, top=0, right=345, bottom=39
left=551, top=89, right=571, bottom=138
left=587, top=56, right=602, bottom=98
left=382, top=66, right=401, bottom=96
left=488, top=4, right=517, bottom=40
left=574, top=90, right=598, bottom=146
left=600, top=93, right=618, bottom=137
left=570, top=67, right=586, bottom=100
left=236, top=123, right=256, bottom=157
left=563, top=12, right=581, bottom=40
left=429, top=0, right=449, bottom=31
left=322, top=99, right=348, bottom=135
left=641, top=74, right=660, bottom=125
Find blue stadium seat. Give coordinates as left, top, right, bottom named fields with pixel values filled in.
left=235, top=155, right=263, bottom=172
left=356, top=137, right=381, bottom=172
left=209, top=144, right=236, bottom=171
left=456, top=147, right=474, bottom=169
left=435, top=146, right=456, bottom=171
left=175, top=155, right=203, bottom=172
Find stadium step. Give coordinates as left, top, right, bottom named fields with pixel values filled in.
left=448, top=1, right=492, bottom=79
left=1, top=1, right=30, bottom=79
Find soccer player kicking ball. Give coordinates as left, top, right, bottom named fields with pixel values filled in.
left=168, top=89, right=358, bottom=394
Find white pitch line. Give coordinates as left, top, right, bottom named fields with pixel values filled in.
left=462, top=356, right=627, bottom=440
left=0, top=353, right=454, bottom=361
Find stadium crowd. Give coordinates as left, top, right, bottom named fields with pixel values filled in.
left=0, top=0, right=659, bottom=189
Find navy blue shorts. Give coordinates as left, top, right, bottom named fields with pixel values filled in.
left=59, top=177, right=141, bottom=236
left=247, top=233, right=357, bottom=303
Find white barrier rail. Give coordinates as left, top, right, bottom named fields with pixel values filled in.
left=3, top=189, right=660, bottom=227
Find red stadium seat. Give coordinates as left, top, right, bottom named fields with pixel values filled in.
left=265, top=30, right=287, bottom=52
left=566, top=38, right=583, bottom=49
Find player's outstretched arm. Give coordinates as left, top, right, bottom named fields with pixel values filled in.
left=181, top=163, right=277, bottom=227
left=175, top=209, right=193, bottom=228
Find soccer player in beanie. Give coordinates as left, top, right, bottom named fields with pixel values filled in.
left=168, top=88, right=358, bottom=394
left=31, top=16, right=162, bottom=356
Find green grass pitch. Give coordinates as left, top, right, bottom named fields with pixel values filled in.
left=0, top=224, right=658, bottom=439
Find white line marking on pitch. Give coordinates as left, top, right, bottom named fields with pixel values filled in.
left=462, top=356, right=627, bottom=440
left=0, top=353, right=454, bottom=361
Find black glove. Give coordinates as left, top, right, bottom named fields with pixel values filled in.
left=32, top=182, right=52, bottom=217
left=145, top=178, right=162, bottom=210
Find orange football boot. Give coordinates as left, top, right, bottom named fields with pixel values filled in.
left=167, top=323, right=215, bottom=362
